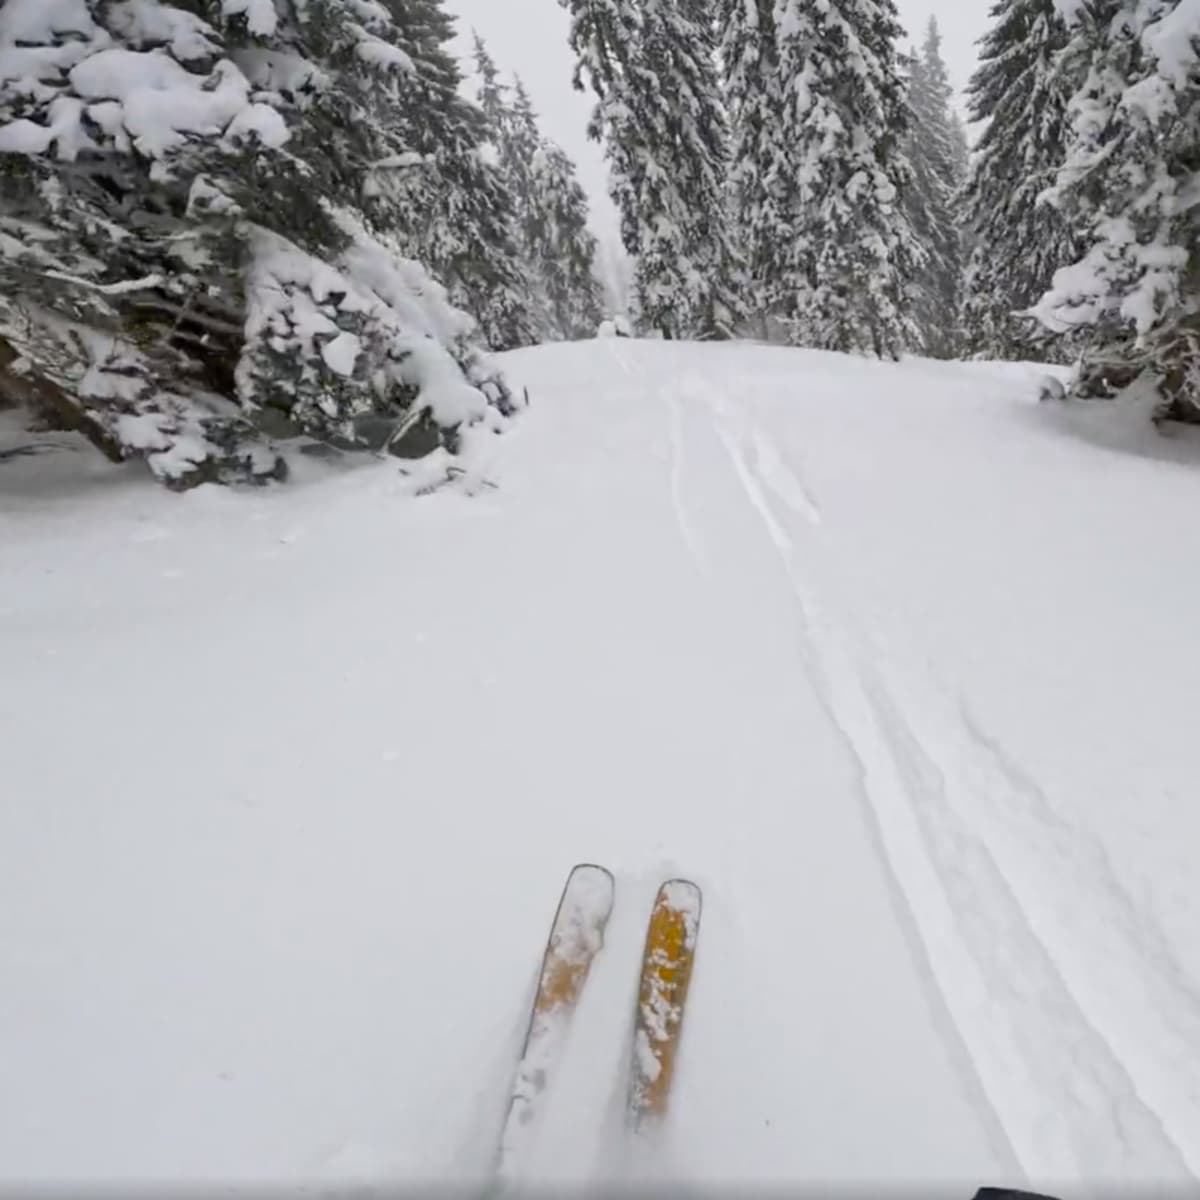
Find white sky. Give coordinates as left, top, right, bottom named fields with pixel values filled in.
left=445, top=0, right=994, bottom=245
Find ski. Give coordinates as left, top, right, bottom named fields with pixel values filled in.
left=627, top=878, right=702, bottom=1131
left=493, top=863, right=615, bottom=1183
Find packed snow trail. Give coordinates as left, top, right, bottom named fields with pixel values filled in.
left=3, top=341, right=1200, bottom=1198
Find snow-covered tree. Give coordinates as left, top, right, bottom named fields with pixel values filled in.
left=469, top=41, right=603, bottom=340
left=772, top=0, right=922, bottom=356
left=469, top=38, right=553, bottom=338
left=0, top=0, right=516, bottom=488
left=378, top=0, right=536, bottom=352
left=904, top=19, right=965, bottom=358
left=1034, top=0, right=1200, bottom=420
left=516, top=84, right=606, bottom=338
left=961, top=0, right=1081, bottom=361
left=721, top=0, right=790, bottom=330
left=560, top=0, right=742, bottom=339
left=471, top=30, right=507, bottom=133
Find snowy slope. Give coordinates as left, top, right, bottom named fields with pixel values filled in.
left=3, top=340, right=1200, bottom=1198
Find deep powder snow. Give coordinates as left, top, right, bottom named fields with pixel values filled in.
left=3, top=339, right=1199, bottom=1198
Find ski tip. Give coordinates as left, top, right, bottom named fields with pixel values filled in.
left=655, top=878, right=702, bottom=916
left=568, top=862, right=614, bottom=880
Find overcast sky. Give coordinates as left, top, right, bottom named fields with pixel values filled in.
left=445, top=0, right=994, bottom=244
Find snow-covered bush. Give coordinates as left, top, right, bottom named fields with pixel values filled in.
left=0, top=0, right=518, bottom=487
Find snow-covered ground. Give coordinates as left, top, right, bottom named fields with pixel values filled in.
left=4, top=339, right=1200, bottom=1198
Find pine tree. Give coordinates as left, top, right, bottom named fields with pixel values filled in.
left=516, top=83, right=606, bottom=338
left=1035, top=0, right=1200, bottom=419
left=903, top=19, right=965, bottom=358
left=560, top=0, right=741, bottom=339
left=721, top=0, right=790, bottom=331
left=772, top=0, right=922, bottom=357
left=469, top=39, right=603, bottom=340
left=949, top=113, right=970, bottom=181
left=0, top=0, right=516, bottom=487
left=379, top=0, right=537, bottom=352
left=471, top=30, right=507, bottom=134
left=961, top=0, right=1080, bottom=361
left=469, top=38, right=554, bottom=339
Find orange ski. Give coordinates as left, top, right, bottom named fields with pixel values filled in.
left=628, top=879, right=702, bottom=1129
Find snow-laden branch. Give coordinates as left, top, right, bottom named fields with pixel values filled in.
left=39, top=270, right=165, bottom=296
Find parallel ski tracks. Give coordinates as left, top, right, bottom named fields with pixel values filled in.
left=701, top=391, right=1198, bottom=1189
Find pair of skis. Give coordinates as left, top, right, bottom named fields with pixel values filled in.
left=493, top=865, right=701, bottom=1182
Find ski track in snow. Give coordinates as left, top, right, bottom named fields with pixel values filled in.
left=699, top=385, right=1199, bottom=1194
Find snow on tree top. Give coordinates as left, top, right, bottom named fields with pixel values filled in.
left=353, top=34, right=414, bottom=73
left=0, top=0, right=94, bottom=43
left=221, top=0, right=277, bottom=38
left=1139, top=0, right=1200, bottom=90
left=0, top=11, right=289, bottom=164
left=230, top=48, right=328, bottom=103
left=108, top=2, right=222, bottom=63
left=344, top=0, right=395, bottom=30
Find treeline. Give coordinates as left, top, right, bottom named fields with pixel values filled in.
left=563, top=0, right=1200, bottom=421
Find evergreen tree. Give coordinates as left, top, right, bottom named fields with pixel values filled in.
left=378, top=0, right=537, bottom=352
left=469, top=38, right=554, bottom=338
left=961, top=0, right=1080, bottom=361
left=0, top=0, right=515, bottom=487
left=471, top=30, right=508, bottom=134
left=515, top=82, right=606, bottom=338
left=772, top=0, right=922, bottom=356
left=949, top=112, right=970, bottom=180
left=469, top=39, right=603, bottom=340
left=903, top=19, right=965, bottom=358
left=721, top=0, right=790, bottom=331
left=560, top=0, right=741, bottom=339
left=1035, top=0, right=1200, bottom=420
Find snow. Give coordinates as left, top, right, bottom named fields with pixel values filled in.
left=68, top=53, right=284, bottom=157
left=1143, top=0, right=1200, bottom=86
left=220, top=0, right=277, bottom=38
left=239, top=222, right=494, bottom=430
left=0, top=97, right=93, bottom=158
left=321, top=332, right=362, bottom=378
left=0, top=0, right=95, bottom=43
left=4, top=340, right=1200, bottom=1197
left=107, top=1, right=221, bottom=63
left=0, top=10, right=288, bottom=166
left=230, top=48, right=326, bottom=104
left=353, top=32, right=414, bottom=73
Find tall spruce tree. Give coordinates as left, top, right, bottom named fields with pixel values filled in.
left=961, top=0, right=1080, bottom=361
left=772, top=0, right=922, bottom=356
left=1035, top=0, right=1200, bottom=420
left=721, top=0, right=790, bottom=331
left=470, top=40, right=603, bottom=340
left=903, top=19, right=964, bottom=358
left=378, top=0, right=537, bottom=352
left=517, top=83, right=606, bottom=339
left=560, top=0, right=741, bottom=339
left=0, top=0, right=515, bottom=487
left=470, top=38, right=554, bottom=339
